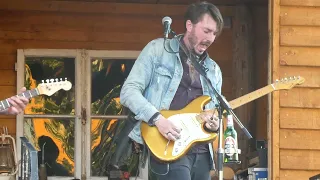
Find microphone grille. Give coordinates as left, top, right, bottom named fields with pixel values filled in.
left=162, top=16, right=172, bottom=25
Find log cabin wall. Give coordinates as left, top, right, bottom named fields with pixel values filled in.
left=0, top=0, right=269, bottom=175
left=0, top=0, right=236, bottom=135
left=271, top=0, right=320, bottom=179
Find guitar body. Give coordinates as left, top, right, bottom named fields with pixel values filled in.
left=141, top=95, right=218, bottom=162
left=141, top=76, right=305, bottom=162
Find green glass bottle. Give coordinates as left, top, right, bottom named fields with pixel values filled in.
left=224, top=114, right=239, bottom=163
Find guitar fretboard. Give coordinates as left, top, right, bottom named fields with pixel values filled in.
left=228, top=85, right=274, bottom=109
left=0, top=88, right=40, bottom=111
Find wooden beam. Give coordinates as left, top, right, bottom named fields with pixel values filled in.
left=280, top=108, right=320, bottom=129
left=279, top=66, right=320, bottom=88
left=52, top=0, right=267, bottom=5
left=280, top=88, right=320, bottom=108
left=0, top=70, right=16, bottom=86
left=280, top=6, right=320, bottom=26
left=232, top=5, right=254, bottom=170
left=157, top=0, right=267, bottom=5
left=280, top=129, right=320, bottom=150
left=280, top=47, right=320, bottom=67
left=0, top=39, right=147, bottom=55
left=281, top=0, right=320, bottom=7
left=0, top=55, right=16, bottom=69
left=280, top=149, right=320, bottom=170
left=0, top=0, right=235, bottom=16
left=280, top=26, right=320, bottom=47
left=0, top=117, right=16, bottom=134
left=0, top=86, right=16, bottom=99
left=270, top=0, right=281, bottom=179
left=280, top=170, right=320, bottom=180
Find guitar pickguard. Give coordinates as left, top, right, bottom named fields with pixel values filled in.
left=168, top=113, right=210, bottom=156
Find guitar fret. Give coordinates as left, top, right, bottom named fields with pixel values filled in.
left=0, top=101, right=5, bottom=111
left=19, top=92, right=28, bottom=99
left=31, top=89, right=39, bottom=97
left=28, top=90, right=32, bottom=98
left=35, top=88, right=40, bottom=96
left=5, top=99, right=10, bottom=108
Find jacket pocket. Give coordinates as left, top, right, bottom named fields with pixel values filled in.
left=155, top=66, right=173, bottom=78
left=149, top=66, right=173, bottom=102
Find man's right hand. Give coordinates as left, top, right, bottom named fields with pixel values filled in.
left=155, top=115, right=181, bottom=141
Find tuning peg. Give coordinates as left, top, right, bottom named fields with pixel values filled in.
left=55, top=78, right=59, bottom=82
left=41, top=80, right=44, bottom=83
left=275, top=79, right=279, bottom=82
left=46, top=79, right=49, bottom=83
left=65, top=77, right=67, bottom=81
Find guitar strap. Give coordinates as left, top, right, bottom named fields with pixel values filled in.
left=109, top=108, right=139, bottom=165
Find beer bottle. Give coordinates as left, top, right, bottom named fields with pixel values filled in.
left=224, top=114, right=239, bottom=163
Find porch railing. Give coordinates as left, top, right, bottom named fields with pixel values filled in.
left=19, top=137, right=38, bottom=180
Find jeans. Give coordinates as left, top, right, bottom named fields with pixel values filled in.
left=149, top=152, right=211, bottom=180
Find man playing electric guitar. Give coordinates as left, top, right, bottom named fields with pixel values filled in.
left=120, top=2, right=224, bottom=180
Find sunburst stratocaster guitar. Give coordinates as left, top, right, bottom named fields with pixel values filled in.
left=141, top=76, right=305, bottom=162
left=0, top=78, right=72, bottom=111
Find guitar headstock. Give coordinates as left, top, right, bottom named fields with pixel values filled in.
left=37, top=78, right=72, bottom=96
left=272, top=76, right=305, bottom=90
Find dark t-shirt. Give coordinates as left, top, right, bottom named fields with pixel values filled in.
left=169, top=41, right=209, bottom=153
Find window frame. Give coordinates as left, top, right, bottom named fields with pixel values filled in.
left=16, top=49, right=147, bottom=180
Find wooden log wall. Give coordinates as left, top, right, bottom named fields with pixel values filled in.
left=0, top=3, right=270, bottom=178
left=271, top=0, right=320, bottom=179
left=0, top=0, right=236, bottom=135
left=0, top=2, right=275, bottom=180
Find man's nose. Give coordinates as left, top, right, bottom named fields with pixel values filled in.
left=208, top=33, right=216, bottom=43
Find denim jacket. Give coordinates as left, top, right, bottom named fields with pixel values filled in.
left=120, top=35, right=223, bottom=169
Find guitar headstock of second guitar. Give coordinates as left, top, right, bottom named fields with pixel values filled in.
left=272, top=76, right=305, bottom=90
left=37, top=78, right=72, bottom=96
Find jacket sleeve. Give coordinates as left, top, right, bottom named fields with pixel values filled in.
left=215, top=65, right=223, bottom=95
left=120, top=39, right=160, bottom=123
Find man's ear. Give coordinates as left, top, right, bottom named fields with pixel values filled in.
left=186, top=20, right=193, bottom=33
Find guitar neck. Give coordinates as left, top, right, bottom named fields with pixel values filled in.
left=0, top=88, right=40, bottom=111
left=228, top=84, right=275, bottom=109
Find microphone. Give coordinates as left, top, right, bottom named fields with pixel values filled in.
left=162, top=16, right=172, bottom=39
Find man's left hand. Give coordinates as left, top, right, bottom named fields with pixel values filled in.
left=199, top=110, right=219, bottom=131
left=7, top=87, right=29, bottom=115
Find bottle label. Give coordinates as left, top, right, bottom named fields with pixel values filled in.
left=224, top=136, right=236, bottom=156
left=227, top=115, right=233, bottom=127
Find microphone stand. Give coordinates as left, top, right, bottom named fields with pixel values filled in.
left=169, top=30, right=253, bottom=180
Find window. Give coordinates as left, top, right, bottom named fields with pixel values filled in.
left=17, top=49, right=147, bottom=180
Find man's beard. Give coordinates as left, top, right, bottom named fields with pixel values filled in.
left=187, top=30, right=201, bottom=56
left=187, top=30, right=211, bottom=56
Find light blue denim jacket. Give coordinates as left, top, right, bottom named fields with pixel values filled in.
left=120, top=35, right=223, bottom=169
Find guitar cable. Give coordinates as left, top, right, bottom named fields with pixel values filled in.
left=147, top=148, right=170, bottom=176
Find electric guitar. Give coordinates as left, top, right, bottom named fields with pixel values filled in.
left=141, top=76, right=305, bottom=162
left=0, top=78, right=72, bottom=111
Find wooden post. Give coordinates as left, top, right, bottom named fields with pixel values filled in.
left=232, top=5, right=255, bottom=170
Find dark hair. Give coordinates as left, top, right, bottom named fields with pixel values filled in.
left=184, top=1, right=224, bottom=36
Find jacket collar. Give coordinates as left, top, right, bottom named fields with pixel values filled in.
left=169, top=34, right=208, bottom=63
